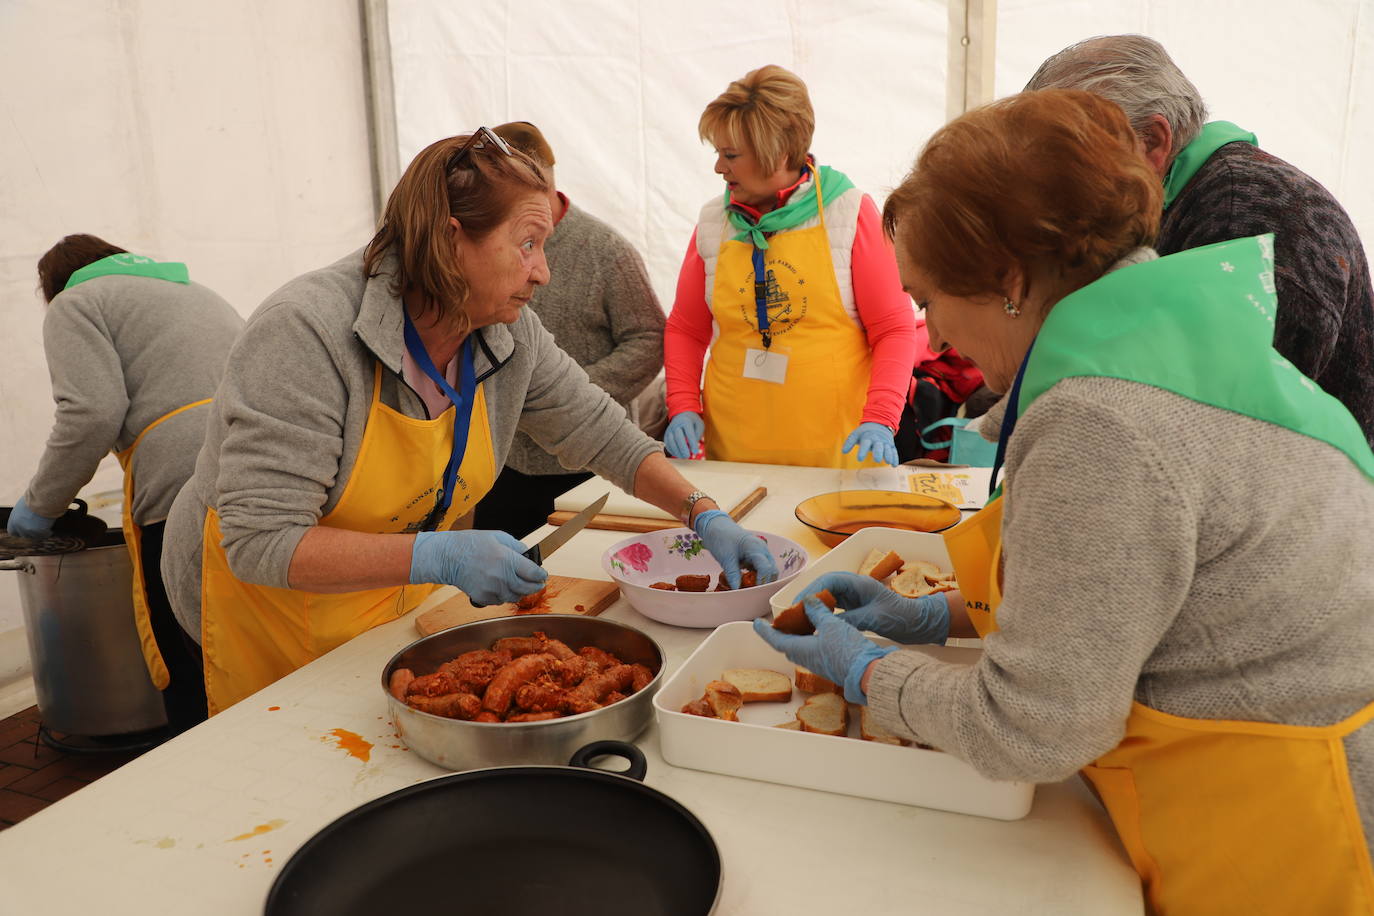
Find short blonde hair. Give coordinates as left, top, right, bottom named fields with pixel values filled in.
left=698, top=65, right=814, bottom=174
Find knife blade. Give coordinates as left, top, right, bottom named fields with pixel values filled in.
left=521, top=492, right=610, bottom=566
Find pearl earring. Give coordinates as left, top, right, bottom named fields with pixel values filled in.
left=1003, top=298, right=1021, bottom=318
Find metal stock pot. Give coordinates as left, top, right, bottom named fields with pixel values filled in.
left=0, top=500, right=166, bottom=738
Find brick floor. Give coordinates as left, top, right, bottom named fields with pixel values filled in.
left=0, top=706, right=150, bottom=831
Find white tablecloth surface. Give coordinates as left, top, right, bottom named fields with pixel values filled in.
left=0, top=460, right=1143, bottom=915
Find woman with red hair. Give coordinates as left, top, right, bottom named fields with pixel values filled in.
left=758, top=89, right=1374, bottom=913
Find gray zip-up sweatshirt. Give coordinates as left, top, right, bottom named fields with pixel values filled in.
left=867, top=271, right=1374, bottom=855
left=25, top=274, right=244, bottom=526
left=162, top=248, right=660, bottom=638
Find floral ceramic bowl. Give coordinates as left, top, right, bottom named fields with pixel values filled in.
left=601, top=528, right=809, bottom=629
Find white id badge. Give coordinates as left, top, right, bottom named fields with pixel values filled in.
left=742, top=347, right=789, bottom=384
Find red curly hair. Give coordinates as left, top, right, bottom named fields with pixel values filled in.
left=883, top=88, right=1161, bottom=300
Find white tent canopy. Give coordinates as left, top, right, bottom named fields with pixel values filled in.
left=385, top=0, right=1374, bottom=304
left=0, top=0, right=1369, bottom=687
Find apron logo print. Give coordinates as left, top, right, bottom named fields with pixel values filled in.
left=737, top=259, right=808, bottom=336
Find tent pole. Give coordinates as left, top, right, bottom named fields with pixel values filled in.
left=360, top=0, right=399, bottom=221
left=946, top=0, right=997, bottom=119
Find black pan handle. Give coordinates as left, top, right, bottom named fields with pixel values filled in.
left=568, top=740, right=647, bottom=782
left=68, top=498, right=89, bottom=518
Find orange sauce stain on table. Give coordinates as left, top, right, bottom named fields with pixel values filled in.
left=228, top=819, right=287, bottom=842
left=323, top=728, right=373, bottom=762
left=267, top=706, right=280, bottom=711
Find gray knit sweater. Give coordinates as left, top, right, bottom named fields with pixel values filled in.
left=505, top=202, right=664, bottom=476
left=868, top=375, right=1374, bottom=854
left=161, top=248, right=660, bottom=638
left=25, top=274, right=244, bottom=526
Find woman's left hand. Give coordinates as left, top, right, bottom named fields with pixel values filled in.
left=692, top=509, right=779, bottom=589
left=752, top=596, right=897, bottom=704
left=842, top=422, right=899, bottom=466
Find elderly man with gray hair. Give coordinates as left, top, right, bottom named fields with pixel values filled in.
left=1027, top=35, right=1374, bottom=445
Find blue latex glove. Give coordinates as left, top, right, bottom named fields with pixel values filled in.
left=663, top=411, right=705, bottom=459
left=806, top=571, right=950, bottom=644
left=841, top=421, right=898, bottom=466
left=693, top=508, right=779, bottom=589
left=7, top=497, right=57, bottom=540
left=753, top=596, right=898, bottom=704
left=410, top=530, right=547, bottom=607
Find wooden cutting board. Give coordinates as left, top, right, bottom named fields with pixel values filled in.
left=545, top=486, right=767, bottom=533
left=414, top=575, right=621, bottom=636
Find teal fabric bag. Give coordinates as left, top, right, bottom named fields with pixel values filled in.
left=920, top=418, right=997, bottom=467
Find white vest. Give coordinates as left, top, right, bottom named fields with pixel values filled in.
left=695, top=180, right=866, bottom=332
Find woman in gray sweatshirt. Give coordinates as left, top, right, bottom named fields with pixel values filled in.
left=756, top=90, right=1374, bottom=913
left=11, top=234, right=244, bottom=733
left=162, top=128, right=775, bottom=714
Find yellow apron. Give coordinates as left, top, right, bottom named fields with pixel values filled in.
left=115, top=399, right=213, bottom=689
left=703, top=179, right=876, bottom=468
left=199, top=362, right=496, bottom=714
left=945, top=490, right=1374, bottom=912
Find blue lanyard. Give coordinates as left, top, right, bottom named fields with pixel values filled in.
left=989, top=341, right=1036, bottom=499
left=751, top=246, right=772, bottom=349
left=401, top=311, right=477, bottom=530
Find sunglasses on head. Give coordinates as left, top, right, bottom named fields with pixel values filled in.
left=447, top=126, right=513, bottom=171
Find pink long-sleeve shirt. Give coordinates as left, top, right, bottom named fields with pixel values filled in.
left=665, top=193, right=921, bottom=429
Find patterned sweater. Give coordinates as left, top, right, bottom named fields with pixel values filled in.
left=1158, top=142, right=1374, bottom=444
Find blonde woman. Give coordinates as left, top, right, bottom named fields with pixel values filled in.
left=163, top=129, right=776, bottom=714
left=664, top=65, right=917, bottom=468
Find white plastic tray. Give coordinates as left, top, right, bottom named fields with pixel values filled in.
left=769, top=525, right=958, bottom=617
left=654, top=621, right=1035, bottom=820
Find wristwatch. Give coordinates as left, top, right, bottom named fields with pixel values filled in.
left=679, top=490, right=714, bottom=526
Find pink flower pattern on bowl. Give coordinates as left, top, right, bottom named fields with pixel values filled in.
left=611, top=542, right=654, bottom=574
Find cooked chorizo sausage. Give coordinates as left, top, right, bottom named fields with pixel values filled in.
left=482, top=652, right=558, bottom=714
left=388, top=668, right=416, bottom=701
left=404, top=692, right=482, bottom=720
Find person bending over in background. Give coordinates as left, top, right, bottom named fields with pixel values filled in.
left=10, top=234, right=244, bottom=733
left=663, top=64, right=917, bottom=468
left=756, top=90, right=1374, bottom=914
left=472, top=121, right=665, bottom=539
left=161, top=129, right=775, bottom=715
left=1027, top=33, right=1374, bottom=445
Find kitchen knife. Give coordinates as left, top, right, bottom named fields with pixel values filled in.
left=521, top=492, right=610, bottom=566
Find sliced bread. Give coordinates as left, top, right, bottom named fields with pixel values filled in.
left=797, top=692, right=849, bottom=737
left=861, top=549, right=905, bottom=581
left=772, top=589, right=837, bottom=635
left=794, top=665, right=843, bottom=695
left=772, top=719, right=801, bottom=730
left=721, top=668, right=792, bottom=703
left=704, top=680, right=743, bottom=721
left=860, top=706, right=908, bottom=746
left=889, top=561, right=943, bottom=598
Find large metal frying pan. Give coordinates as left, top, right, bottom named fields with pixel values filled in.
left=265, top=741, right=721, bottom=916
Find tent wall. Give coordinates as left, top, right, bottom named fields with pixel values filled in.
left=0, top=0, right=376, bottom=678
left=386, top=0, right=950, bottom=306
left=996, top=0, right=1374, bottom=253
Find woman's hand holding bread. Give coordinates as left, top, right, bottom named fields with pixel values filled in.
left=753, top=596, right=896, bottom=704
left=809, top=571, right=952, bottom=645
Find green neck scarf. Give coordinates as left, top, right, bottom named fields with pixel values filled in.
left=1013, top=236, right=1373, bottom=483
left=65, top=253, right=190, bottom=290
left=725, top=164, right=856, bottom=249
left=1162, top=121, right=1258, bottom=209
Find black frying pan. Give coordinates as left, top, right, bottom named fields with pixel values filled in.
left=265, top=741, right=721, bottom=916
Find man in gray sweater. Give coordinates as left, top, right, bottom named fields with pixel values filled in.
left=473, top=121, right=665, bottom=538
